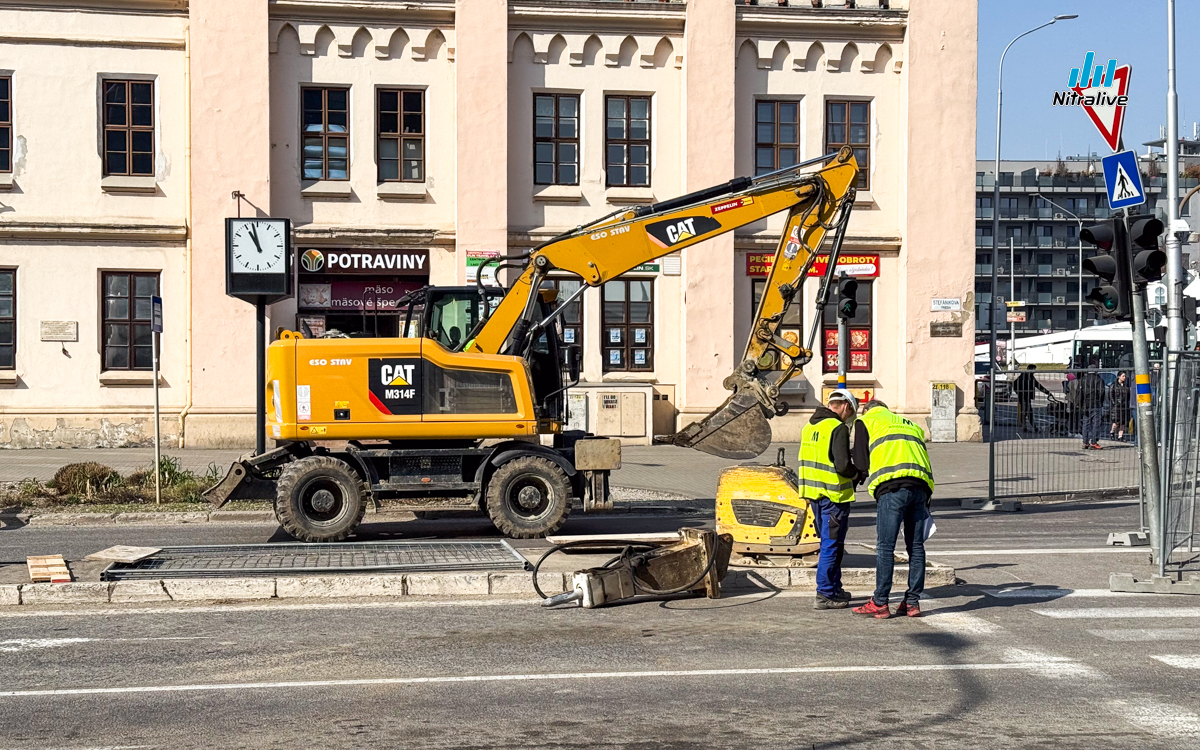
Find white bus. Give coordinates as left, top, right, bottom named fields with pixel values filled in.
left=975, top=323, right=1162, bottom=370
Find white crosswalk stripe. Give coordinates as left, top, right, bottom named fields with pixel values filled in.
left=1151, top=655, right=1200, bottom=669
left=1031, top=606, right=1200, bottom=619
left=1089, top=628, right=1200, bottom=642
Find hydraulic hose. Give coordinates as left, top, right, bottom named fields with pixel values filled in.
left=531, top=537, right=723, bottom=603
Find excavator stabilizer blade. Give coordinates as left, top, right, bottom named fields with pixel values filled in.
left=664, top=391, right=773, bottom=459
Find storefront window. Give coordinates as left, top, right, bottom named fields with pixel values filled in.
left=602, top=278, right=653, bottom=372
left=295, top=248, right=430, bottom=338
left=752, top=279, right=802, bottom=369
left=102, top=272, right=158, bottom=371
left=822, top=279, right=872, bottom=373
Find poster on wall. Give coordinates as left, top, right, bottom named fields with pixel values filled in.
left=634, top=350, right=647, bottom=365
left=466, top=250, right=501, bottom=286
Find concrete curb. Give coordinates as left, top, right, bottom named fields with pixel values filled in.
left=0, top=503, right=701, bottom=527
left=0, top=565, right=957, bottom=608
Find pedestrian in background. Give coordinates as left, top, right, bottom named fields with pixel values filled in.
left=799, top=389, right=861, bottom=611
left=1076, top=360, right=1107, bottom=450
left=1012, top=364, right=1052, bottom=433
left=1108, top=371, right=1131, bottom=442
left=850, top=400, right=935, bottom=619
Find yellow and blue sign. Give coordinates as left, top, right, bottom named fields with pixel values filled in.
left=1135, top=373, right=1152, bottom=404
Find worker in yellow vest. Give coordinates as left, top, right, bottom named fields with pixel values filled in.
left=799, top=389, right=862, bottom=610
left=850, top=400, right=935, bottom=619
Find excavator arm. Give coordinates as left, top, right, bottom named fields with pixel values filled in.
left=465, top=147, right=859, bottom=459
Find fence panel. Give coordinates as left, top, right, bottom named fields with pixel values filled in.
left=1162, top=353, right=1200, bottom=572
left=988, top=367, right=1149, bottom=499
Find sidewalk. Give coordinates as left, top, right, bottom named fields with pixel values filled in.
left=0, top=441, right=990, bottom=501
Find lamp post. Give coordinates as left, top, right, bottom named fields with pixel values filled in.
left=1036, top=192, right=1084, bottom=329
left=988, top=14, right=1076, bottom=503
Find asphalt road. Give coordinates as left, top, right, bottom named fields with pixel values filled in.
left=5, top=497, right=1196, bottom=748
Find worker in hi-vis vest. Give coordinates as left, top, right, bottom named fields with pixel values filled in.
left=799, top=389, right=862, bottom=610
left=851, top=400, right=935, bottom=619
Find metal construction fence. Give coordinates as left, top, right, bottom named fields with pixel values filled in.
left=985, top=367, right=1155, bottom=500
left=1161, top=353, right=1200, bottom=574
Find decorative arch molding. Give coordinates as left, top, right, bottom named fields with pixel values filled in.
left=269, top=21, right=455, bottom=61
left=735, top=36, right=902, bottom=73
left=507, top=30, right=681, bottom=69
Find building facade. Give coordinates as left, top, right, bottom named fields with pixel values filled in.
left=0, top=0, right=979, bottom=449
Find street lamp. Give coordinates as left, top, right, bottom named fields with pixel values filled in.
left=1036, top=192, right=1084, bottom=330
left=988, top=14, right=1076, bottom=503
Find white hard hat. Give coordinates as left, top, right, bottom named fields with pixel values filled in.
left=827, top=389, right=859, bottom=411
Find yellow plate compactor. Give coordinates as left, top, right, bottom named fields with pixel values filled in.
left=715, top=449, right=822, bottom=568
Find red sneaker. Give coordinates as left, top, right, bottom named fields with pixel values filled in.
left=852, top=599, right=891, bottom=619
left=895, top=601, right=921, bottom=617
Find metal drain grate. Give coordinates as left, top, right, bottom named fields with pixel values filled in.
left=101, top=540, right=529, bottom=581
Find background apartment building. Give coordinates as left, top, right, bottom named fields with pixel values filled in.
left=0, top=0, right=977, bottom=449
left=976, top=149, right=1200, bottom=343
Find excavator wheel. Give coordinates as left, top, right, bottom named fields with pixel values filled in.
left=274, top=456, right=368, bottom=543
left=485, top=456, right=572, bottom=539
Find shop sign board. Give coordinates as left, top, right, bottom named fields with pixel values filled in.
left=298, top=280, right=424, bottom=311
left=745, top=252, right=880, bottom=278
left=298, top=248, right=429, bottom=276
left=465, top=250, right=501, bottom=286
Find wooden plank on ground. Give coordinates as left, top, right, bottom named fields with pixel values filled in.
left=85, top=546, right=162, bottom=563
left=27, top=555, right=72, bottom=583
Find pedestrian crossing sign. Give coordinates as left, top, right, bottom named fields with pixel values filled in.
left=1102, top=150, right=1145, bottom=210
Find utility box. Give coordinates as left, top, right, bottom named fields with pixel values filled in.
left=567, top=393, right=589, bottom=432
left=930, top=382, right=957, bottom=443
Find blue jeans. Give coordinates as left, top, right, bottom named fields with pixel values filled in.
left=1082, top=407, right=1105, bottom=445
left=813, top=498, right=851, bottom=598
left=873, top=486, right=930, bottom=606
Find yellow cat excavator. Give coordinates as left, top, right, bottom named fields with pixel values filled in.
left=205, top=148, right=859, bottom=543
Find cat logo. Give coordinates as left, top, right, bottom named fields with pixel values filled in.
left=300, top=249, right=324, bottom=272
left=645, top=215, right=722, bottom=249
left=368, top=358, right=422, bottom=416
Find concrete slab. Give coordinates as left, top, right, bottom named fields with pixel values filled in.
left=0, top=584, right=19, bottom=606
left=490, top=571, right=566, bottom=596
left=276, top=574, right=406, bottom=599
left=19, top=582, right=111, bottom=606
left=26, top=513, right=116, bottom=526
left=405, top=573, right=489, bottom=597
left=164, top=577, right=275, bottom=601
left=110, top=580, right=172, bottom=603
left=115, top=512, right=209, bottom=524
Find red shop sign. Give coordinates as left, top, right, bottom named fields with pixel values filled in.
left=745, top=252, right=880, bottom=278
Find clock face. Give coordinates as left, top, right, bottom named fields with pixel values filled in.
left=229, top=220, right=288, bottom=274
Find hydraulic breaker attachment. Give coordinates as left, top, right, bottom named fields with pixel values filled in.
left=540, top=528, right=733, bottom=609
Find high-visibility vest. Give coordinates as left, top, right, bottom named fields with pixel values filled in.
left=799, top=418, right=855, bottom=503
left=860, top=407, right=935, bottom=497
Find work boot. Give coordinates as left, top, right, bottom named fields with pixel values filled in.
left=852, top=599, right=891, bottom=618
left=895, top=601, right=921, bottom=617
left=832, top=590, right=853, bottom=602
left=814, top=594, right=849, bottom=610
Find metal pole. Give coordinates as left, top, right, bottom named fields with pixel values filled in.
left=837, top=315, right=848, bottom=389
left=152, top=329, right=161, bottom=505
left=1079, top=227, right=1084, bottom=329
left=1009, top=238, right=1016, bottom=365
left=988, top=16, right=1075, bottom=506
left=256, top=299, right=266, bottom=456
left=1166, top=0, right=1185, bottom=353
left=1130, top=256, right=1164, bottom=562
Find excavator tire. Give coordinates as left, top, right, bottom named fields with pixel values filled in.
left=485, top=456, right=572, bottom=539
left=274, top=456, right=368, bottom=543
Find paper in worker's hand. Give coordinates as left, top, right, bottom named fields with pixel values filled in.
left=920, top=513, right=937, bottom=543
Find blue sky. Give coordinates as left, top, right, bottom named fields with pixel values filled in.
left=977, top=0, right=1200, bottom=160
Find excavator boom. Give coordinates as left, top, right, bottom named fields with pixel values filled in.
left=468, top=148, right=859, bottom=458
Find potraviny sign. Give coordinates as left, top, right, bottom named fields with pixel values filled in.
left=299, top=248, right=429, bottom=275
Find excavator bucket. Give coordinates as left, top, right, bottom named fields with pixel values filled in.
left=665, top=390, right=774, bottom=460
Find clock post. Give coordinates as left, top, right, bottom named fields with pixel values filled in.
left=225, top=218, right=293, bottom=455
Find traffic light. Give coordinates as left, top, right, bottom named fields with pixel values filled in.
left=1128, top=216, right=1166, bottom=283
left=1081, top=219, right=1131, bottom=320
left=836, top=273, right=858, bottom=319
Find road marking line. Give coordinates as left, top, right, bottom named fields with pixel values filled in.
left=1150, top=655, right=1200, bottom=669
left=0, top=598, right=530, bottom=620
left=1032, top=607, right=1200, bottom=619
left=0, top=662, right=1063, bottom=698
left=928, top=547, right=1146, bottom=556
left=0, top=637, right=206, bottom=652
left=1089, top=628, right=1200, bottom=642
left=980, top=588, right=1168, bottom=600
left=919, top=610, right=1004, bottom=635
left=1109, top=698, right=1200, bottom=738
left=1002, top=647, right=1101, bottom=679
